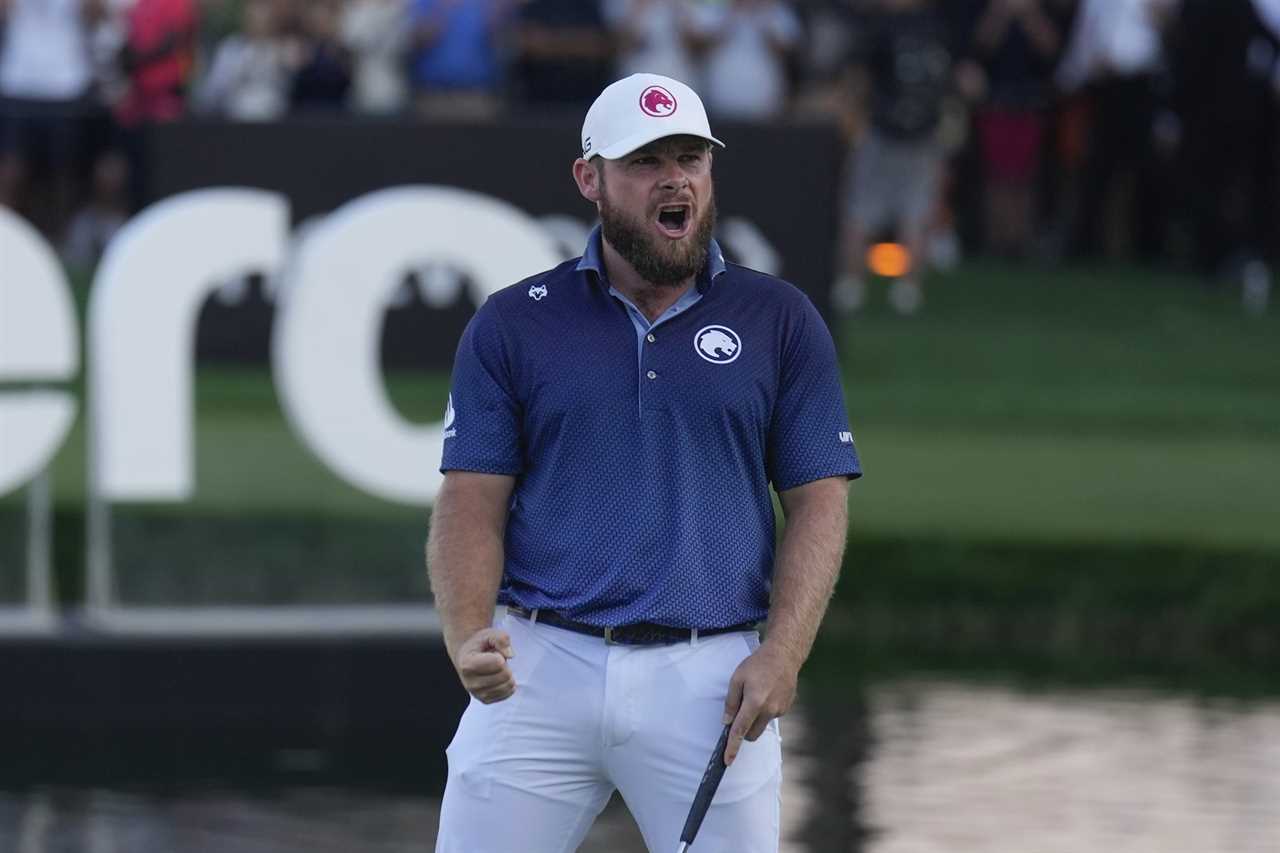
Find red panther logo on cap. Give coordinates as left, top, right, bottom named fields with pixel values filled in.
left=639, top=85, right=677, bottom=117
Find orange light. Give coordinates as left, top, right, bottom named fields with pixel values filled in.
left=866, top=242, right=912, bottom=278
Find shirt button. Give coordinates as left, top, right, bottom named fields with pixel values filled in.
left=646, top=333, right=656, bottom=343
left=646, top=370, right=657, bottom=380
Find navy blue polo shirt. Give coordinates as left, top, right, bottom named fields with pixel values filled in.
left=440, top=227, right=861, bottom=629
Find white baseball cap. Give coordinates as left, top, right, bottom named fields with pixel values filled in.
left=580, top=73, right=725, bottom=161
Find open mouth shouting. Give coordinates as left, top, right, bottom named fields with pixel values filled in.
left=655, top=203, right=693, bottom=239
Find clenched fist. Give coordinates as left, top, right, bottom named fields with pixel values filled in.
left=454, top=628, right=516, bottom=703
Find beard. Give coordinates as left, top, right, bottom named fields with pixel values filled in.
left=599, top=187, right=717, bottom=288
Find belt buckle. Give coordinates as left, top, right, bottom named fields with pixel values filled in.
left=604, top=626, right=617, bottom=645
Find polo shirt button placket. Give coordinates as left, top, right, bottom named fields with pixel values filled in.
left=646, top=370, right=657, bottom=380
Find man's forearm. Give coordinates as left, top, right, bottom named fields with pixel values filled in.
left=764, top=477, right=850, bottom=669
left=426, top=475, right=512, bottom=663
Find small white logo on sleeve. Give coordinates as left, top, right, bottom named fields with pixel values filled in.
left=694, top=325, right=741, bottom=364
left=528, top=283, right=548, bottom=301
left=443, top=394, right=457, bottom=439
left=839, top=431, right=854, bottom=445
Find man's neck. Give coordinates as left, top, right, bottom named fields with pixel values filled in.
left=601, top=236, right=695, bottom=323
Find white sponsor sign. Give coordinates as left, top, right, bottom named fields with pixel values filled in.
left=0, top=209, right=79, bottom=495
left=2, top=187, right=778, bottom=506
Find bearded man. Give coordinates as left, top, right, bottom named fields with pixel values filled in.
left=428, top=73, right=862, bottom=852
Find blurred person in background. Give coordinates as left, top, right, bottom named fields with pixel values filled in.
left=831, top=0, right=956, bottom=315
left=1055, top=0, right=1178, bottom=261
left=341, top=0, right=410, bottom=115
left=87, top=0, right=135, bottom=114
left=115, top=0, right=199, bottom=127
left=407, top=0, right=517, bottom=120
left=1170, top=0, right=1280, bottom=281
left=0, top=0, right=102, bottom=235
left=287, top=0, right=352, bottom=113
left=510, top=0, right=614, bottom=110
left=61, top=147, right=128, bottom=268
left=60, top=0, right=134, bottom=264
left=785, top=0, right=865, bottom=117
left=966, top=0, right=1071, bottom=258
left=603, top=0, right=701, bottom=88
left=193, top=0, right=289, bottom=120
left=686, top=0, right=803, bottom=120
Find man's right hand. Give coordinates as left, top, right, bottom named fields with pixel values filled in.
left=454, top=628, right=516, bottom=704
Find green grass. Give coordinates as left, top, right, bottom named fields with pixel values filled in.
left=837, top=261, right=1280, bottom=549
left=851, top=426, right=1280, bottom=550
left=842, top=262, right=1280, bottom=440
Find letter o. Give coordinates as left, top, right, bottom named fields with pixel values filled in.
left=273, top=186, right=563, bottom=504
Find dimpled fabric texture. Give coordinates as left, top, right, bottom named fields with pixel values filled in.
left=440, top=242, right=861, bottom=629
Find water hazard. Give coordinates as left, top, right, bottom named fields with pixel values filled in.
left=3, top=679, right=1278, bottom=852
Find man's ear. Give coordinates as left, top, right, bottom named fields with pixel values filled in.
left=572, top=158, right=603, bottom=204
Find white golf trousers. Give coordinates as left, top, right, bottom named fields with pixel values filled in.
left=435, top=610, right=782, bottom=852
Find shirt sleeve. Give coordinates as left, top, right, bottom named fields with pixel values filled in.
left=439, top=299, right=524, bottom=475
left=767, top=295, right=862, bottom=491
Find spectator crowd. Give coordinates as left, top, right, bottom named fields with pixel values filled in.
left=1, top=0, right=1277, bottom=300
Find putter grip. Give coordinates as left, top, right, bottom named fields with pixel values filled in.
left=679, top=723, right=733, bottom=846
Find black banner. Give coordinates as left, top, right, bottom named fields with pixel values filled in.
left=145, top=118, right=844, bottom=368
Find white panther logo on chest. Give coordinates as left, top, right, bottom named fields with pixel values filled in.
left=694, top=326, right=742, bottom=364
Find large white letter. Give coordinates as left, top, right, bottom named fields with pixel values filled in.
left=89, top=189, right=288, bottom=500
left=0, top=209, right=78, bottom=496
left=274, top=186, right=561, bottom=504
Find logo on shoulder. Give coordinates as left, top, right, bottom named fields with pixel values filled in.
left=443, top=394, right=457, bottom=439
left=528, top=283, right=548, bottom=301
left=839, top=431, right=854, bottom=445
left=694, top=325, right=741, bottom=364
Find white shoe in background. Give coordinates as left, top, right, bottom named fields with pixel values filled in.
left=831, top=274, right=866, bottom=314
left=889, top=278, right=923, bottom=315
left=1242, top=260, right=1271, bottom=316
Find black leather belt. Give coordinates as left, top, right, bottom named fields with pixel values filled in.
left=506, top=605, right=756, bottom=646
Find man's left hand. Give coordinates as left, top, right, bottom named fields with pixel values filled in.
left=721, top=642, right=799, bottom=766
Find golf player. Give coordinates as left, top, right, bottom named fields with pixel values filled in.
left=428, top=73, right=862, bottom=852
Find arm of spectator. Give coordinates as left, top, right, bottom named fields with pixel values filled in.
left=1010, top=0, right=1061, bottom=59
left=762, top=3, right=802, bottom=60
left=835, top=62, right=870, bottom=144
left=1052, top=0, right=1098, bottom=93
left=973, top=0, right=1015, bottom=54
left=954, top=58, right=989, bottom=103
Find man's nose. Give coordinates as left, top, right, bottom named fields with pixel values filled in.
left=659, top=164, right=689, bottom=191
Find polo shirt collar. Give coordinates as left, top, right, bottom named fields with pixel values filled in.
left=575, top=224, right=727, bottom=293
